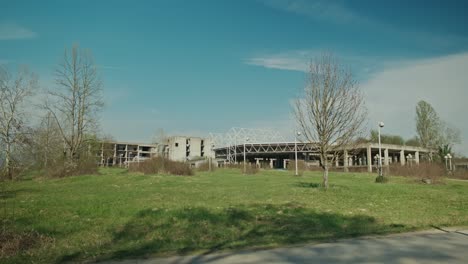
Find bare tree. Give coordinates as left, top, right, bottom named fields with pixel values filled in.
left=416, top=100, right=441, bottom=151
left=415, top=100, right=461, bottom=160
left=0, top=66, right=37, bottom=179
left=32, top=112, right=64, bottom=169
left=152, top=128, right=168, bottom=145
left=45, top=45, right=103, bottom=163
left=294, top=54, right=367, bottom=189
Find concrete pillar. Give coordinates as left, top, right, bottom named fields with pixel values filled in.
left=270, top=159, right=275, bottom=169
left=400, top=150, right=405, bottom=166
left=100, top=143, right=104, bottom=166
left=415, top=151, right=420, bottom=164
left=384, top=148, right=389, bottom=166
left=255, top=158, right=262, bottom=168
left=283, top=159, right=287, bottom=169
left=367, top=146, right=372, bottom=172
left=113, top=144, right=117, bottom=166
left=344, top=150, right=349, bottom=172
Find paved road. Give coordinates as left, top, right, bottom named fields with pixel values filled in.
left=104, top=228, right=468, bottom=264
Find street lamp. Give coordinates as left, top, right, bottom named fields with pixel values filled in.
left=444, top=155, right=448, bottom=170
left=378, top=122, right=384, bottom=177
left=447, top=153, right=452, bottom=171
left=407, top=154, right=413, bottom=166
left=295, top=131, right=301, bottom=176
left=243, top=137, right=249, bottom=174
left=209, top=144, right=215, bottom=172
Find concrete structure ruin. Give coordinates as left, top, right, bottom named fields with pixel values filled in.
left=99, top=127, right=434, bottom=172
left=99, top=141, right=158, bottom=166
left=210, top=127, right=434, bottom=172
left=99, top=136, right=215, bottom=167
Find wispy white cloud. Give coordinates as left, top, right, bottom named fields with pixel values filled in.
left=361, top=52, right=468, bottom=155
left=261, top=0, right=369, bottom=26
left=248, top=50, right=468, bottom=155
left=245, top=51, right=311, bottom=72
left=245, top=50, right=389, bottom=77
left=97, top=65, right=125, bottom=70
left=261, top=0, right=468, bottom=49
left=0, top=22, right=37, bottom=40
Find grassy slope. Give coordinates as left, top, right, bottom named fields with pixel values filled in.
left=1, top=168, right=468, bottom=263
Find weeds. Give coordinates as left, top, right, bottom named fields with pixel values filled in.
left=129, top=157, right=193, bottom=176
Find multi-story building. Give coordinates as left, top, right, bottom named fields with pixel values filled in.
left=164, top=136, right=214, bottom=162
left=99, top=141, right=158, bottom=166
left=99, top=136, right=214, bottom=166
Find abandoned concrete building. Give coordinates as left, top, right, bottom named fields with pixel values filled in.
left=100, top=127, right=434, bottom=172
left=99, top=136, right=214, bottom=166
left=210, top=128, right=434, bottom=172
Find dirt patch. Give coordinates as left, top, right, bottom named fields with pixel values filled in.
left=0, top=230, right=54, bottom=258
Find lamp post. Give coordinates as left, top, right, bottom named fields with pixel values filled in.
left=407, top=154, right=413, bottom=167
left=243, top=137, right=249, bottom=174
left=295, top=131, right=301, bottom=176
left=209, top=144, right=215, bottom=172
left=447, top=153, right=452, bottom=171
left=378, top=122, right=384, bottom=177
left=444, top=155, right=448, bottom=170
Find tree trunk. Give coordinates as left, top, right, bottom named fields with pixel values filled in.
left=5, top=142, right=12, bottom=180
left=322, top=156, right=329, bottom=189
left=322, top=165, right=329, bottom=189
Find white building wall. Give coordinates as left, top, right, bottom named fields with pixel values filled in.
left=168, top=136, right=187, bottom=161
left=189, top=137, right=202, bottom=158
left=165, top=136, right=214, bottom=161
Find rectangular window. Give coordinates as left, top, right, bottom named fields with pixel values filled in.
left=175, top=143, right=179, bottom=147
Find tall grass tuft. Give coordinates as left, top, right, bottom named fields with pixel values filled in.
left=44, top=158, right=99, bottom=178
left=388, top=162, right=445, bottom=183
left=288, top=160, right=308, bottom=175
left=129, top=157, right=193, bottom=176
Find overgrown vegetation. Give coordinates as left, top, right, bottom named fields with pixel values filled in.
left=387, top=162, right=446, bottom=183
left=1, top=168, right=467, bottom=263
left=128, top=157, right=193, bottom=176
left=288, top=160, right=308, bottom=175
left=197, top=160, right=216, bottom=172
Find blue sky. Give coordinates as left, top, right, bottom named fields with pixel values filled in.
left=1, top=0, right=468, bottom=153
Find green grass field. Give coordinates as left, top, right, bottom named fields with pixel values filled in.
left=1, top=168, right=468, bottom=263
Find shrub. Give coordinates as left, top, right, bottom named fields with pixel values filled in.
left=44, top=158, right=99, bottom=178
left=243, top=163, right=259, bottom=175
left=223, top=163, right=242, bottom=169
left=0, top=230, right=54, bottom=258
left=387, top=162, right=445, bottom=183
left=451, top=170, right=468, bottom=180
left=197, top=160, right=216, bottom=172
left=375, top=175, right=388, bottom=183
left=129, top=157, right=193, bottom=176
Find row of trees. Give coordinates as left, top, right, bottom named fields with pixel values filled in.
left=0, top=45, right=103, bottom=180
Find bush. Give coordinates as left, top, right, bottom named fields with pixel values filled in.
left=197, top=160, right=216, bottom=172
left=375, top=175, right=388, bottom=183
left=387, top=162, right=445, bottom=183
left=129, top=157, right=193, bottom=176
left=44, top=158, right=99, bottom=178
left=451, top=170, right=468, bottom=180
left=243, top=163, right=259, bottom=175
